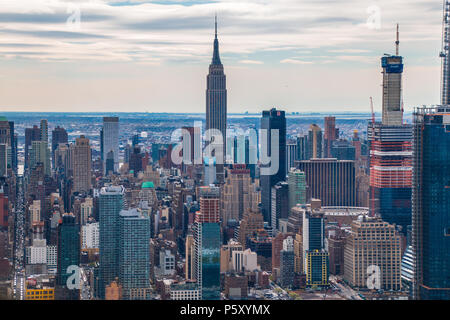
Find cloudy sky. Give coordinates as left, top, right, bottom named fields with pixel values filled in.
left=0, top=0, right=445, bottom=113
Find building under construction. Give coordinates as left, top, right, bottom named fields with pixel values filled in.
left=368, top=25, right=412, bottom=234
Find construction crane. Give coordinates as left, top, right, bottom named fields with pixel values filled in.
left=440, top=0, right=450, bottom=105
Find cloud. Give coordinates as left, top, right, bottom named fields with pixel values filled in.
left=280, top=58, right=313, bottom=65
left=239, top=59, right=263, bottom=64
left=0, top=0, right=444, bottom=112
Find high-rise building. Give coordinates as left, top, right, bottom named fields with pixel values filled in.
left=25, top=125, right=41, bottom=169
left=288, top=169, right=307, bottom=210
left=260, top=108, right=286, bottom=224
left=56, top=214, right=80, bottom=299
left=185, top=234, right=195, bottom=281
left=307, top=124, right=323, bottom=159
left=302, top=200, right=329, bottom=287
left=412, top=106, right=450, bottom=300
left=129, top=145, right=143, bottom=176
left=80, top=198, right=93, bottom=226
left=203, top=156, right=216, bottom=186
left=381, top=38, right=403, bottom=125
left=238, top=209, right=264, bottom=249
left=296, top=135, right=308, bottom=161
left=182, top=126, right=202, bottom=166
left=286, top=142, right=297, bottom=171
left=0, top=190, right=8, bottom=228
left=29, top=140, right=51, bottom=176
left=297, top=159, right=356, bottom=207
left=279, top=236, right=295, bottom=288
left=324, top=116, right=337, bottom=158
left=102, top=117, right=119, bottom=175
left=8, top=121, right=17, bottom=173
left=271, top=181, right=289, bottom=234
left=118, top=208, right=151, bottom=300
left=0, top=144, right=7, bottom=178
left=331, top=140, right=356, bottom=161
left=81, top=221, right=99, bottom=249
left=98, top=185, right=124, bottom=299
left=194, top=186, right=221, bottom=300
left=344, top=216, right=402, bottom=291
left=0, top=117, right=14, bottom=174
left=72, top=136, right=92, bottom=194
left=29, top=200, right=41, bottom=224
left=52, top=126, right=68, bottom=167
left=368, top=28, right=412, bottom=233
left=40, top=119, right=48, bottom=143
left=222, top=165, right=259, bottom=223
left=206, top=16, right=227, bottom=184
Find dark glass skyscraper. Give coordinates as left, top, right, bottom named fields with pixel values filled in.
left=56, top=214, right=80, bottom=300
left=57, top=214, right=80, bottom=286
left=260, top=108, right=286, bottom=224
left=412, top=106, right=450, bottom=300
left=206, top=16, right=227, bottom=184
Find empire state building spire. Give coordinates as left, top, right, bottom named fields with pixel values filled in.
left=206, top=15, right=227, bottom=184
left=212, top=15, right=222, bottom=65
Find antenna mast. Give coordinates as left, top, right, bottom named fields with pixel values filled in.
left=395, top=24, right=400, bottom=56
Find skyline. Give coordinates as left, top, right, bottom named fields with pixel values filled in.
left=0, top=0, right=444, bottom=113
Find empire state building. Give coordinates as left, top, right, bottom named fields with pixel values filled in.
left=206, top=16, right=227, bottom=184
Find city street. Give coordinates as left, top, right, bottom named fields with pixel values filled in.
left=12, top=177, right=25, bottom=300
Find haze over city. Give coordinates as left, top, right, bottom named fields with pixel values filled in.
left=0, top=0, right=444, bottom=113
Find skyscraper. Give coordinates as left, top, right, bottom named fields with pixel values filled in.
left=206, top=16, right=227, bottom=184
left=302, top=200, right=329, bottom=287
left=368, top=27, right=412, bottom=233
left=412, top=106, right=450, bottom=300
left=118, top=208, right=151, bottom=300
left=29, top=140, right=51, bottom=176
left=194, top=186, right=221, bottom=300
left=344, top=216, right=401, bottom=291
left=98, top=185, right=124, bottom=299
left=279, top=236, right=295, bottom=288
left=0, top=117, right=11, bottom=176
left=52, top=126, right=68, bottom=167
left=72, top=135, right=92, bottom=194
left=271, top=181, right=289, bottom=234
left=40, top=119, right=48, bottom=143
left=297, top=159, right=356, bottom=207
left=25, top=125, right=40, bottom=169
left=222, top=165, right=259, bottom=223
left=288, top=169, right=307, bottom=210
left=324, top=116, right=337, bottom=158
left=56, top=214, right=80, bottom=300
left=307, top=124, right=323, bottom=159
left=0, top=144, right=7, bottom=178
left=102, top=117, right=119, bottom=175
left=286, top=142, right=297, bottom=171
left=260, top=108, right=286, bottom=224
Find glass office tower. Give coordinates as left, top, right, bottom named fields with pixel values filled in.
left=194, top=186, right=221, bottom=300
left=98, top=185, right=124, bottom=299
left=412, top=106, right=450, bottom=300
